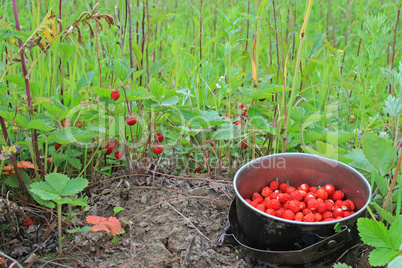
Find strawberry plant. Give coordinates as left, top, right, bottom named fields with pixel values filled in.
left=30, top=173, right=88, bottom=256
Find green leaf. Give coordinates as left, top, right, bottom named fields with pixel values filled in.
left=61, top=177, right=88, bottom=196
left=290, top=107, right=306, bottom=124
left=67, top=226, right=92, bottom=233
left=371, top=202, right=397, bottom=224
left=149, top=78, right=165, bottom=101
left=31, top=193, right=55, bottom=208
left=345, top=149, right=373, bottom=173
left=4, top=171, right=32, bottom=189
left=213, top=127, right=236, bottom=140
left=77, top=71, right=95, bottom=90
left=332, top=263, right=352, bottom=268
left=111, top=235, right=119, bottom=244
left=113, top=59, right=134, bottom=82
left=113, top=207, right=124, bottom=214
left=369, top=248, right=398, bottom=266
left=248, top=106, right=270, bottom=130
left=307, top=33, right=325, bottom=58
left=67, top=158, right=82, bottom=170
left=30, top=187, right=61, bottom=201
left=58, top=44, right=74, bottom=62
left=372, top=170, right=390, bottom=196
left=124, top=88, right=154, bottom=101
left=383, top=95, right=402, bottom=118
left=161, top=96, right=179, bottom=106
left=363, top=132, right=396, bottom=176
left=389, top=220, right=402, bottom=249
left=357, top=218, right=393, bottom=248
left=26, top=120, right=55, bottom=132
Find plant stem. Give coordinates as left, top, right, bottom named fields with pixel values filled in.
left=383, top=148, right=402, bottom=212
left=57, top=203, right=63, bottom=256
left=200, top=0, right=203, bottom=68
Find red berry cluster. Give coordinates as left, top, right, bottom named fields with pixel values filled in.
left=244, top=180, right=355, bottom=222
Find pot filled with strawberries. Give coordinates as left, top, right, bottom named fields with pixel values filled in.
left=224, top=153, right=371, bottom=267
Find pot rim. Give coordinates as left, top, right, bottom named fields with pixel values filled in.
left=233, top=152, right=372, bottom=226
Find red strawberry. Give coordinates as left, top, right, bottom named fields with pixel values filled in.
left=295, top=212, right=304, bottom=221
left=307, top=199, right=319, bottom=211
left=245, top=199, right=258, bottom=207
left=299, top=201, right=307, bottom=211
left=23, top=219, right=36, bottom=227
left=261, top=186, right=273, bottom=197
left=325, top=199, right=335, bottom=211
left=286, top=186, right=296, bottom=194
left=270, top=180, right=279, bottom=191
left=298, top=183, right=309, bottom=193
left=302, top=208, right=312, bottom=215
left=235, top=121, right=243, bottom=126
left=278, top=193, right=290, bottom=204
left=309, top=186, right=317, bottom=193
left=316, top=188, right=329, bottom=200
left=322, top=211, right=333, bottom=220
left=154, top=133, right=164, bottom=143
left=333, top=207, right=343, bottom=218
left=259, top=98, right=266, bottom=101
left=279, top=183, right=288, bottom=193
left=241, top=141, right=248, bottom=149
left=288, top=200, right=301, bottom=213
left=317, top=202, right=327, bottom=214
left=103, top=146, right=113, bottom=155
left=239, top=104, right=244, bottom=109
left=290, top=191, right=304, bottom=201
left=298, top=190, right=307, bottom=198
left=243, top=109, right=248, bottom=117
left=256, top=204, right=266, bottom=212
left=304, top=192, right=317, bottom=204
left=114, top=151, right=123, bottom=159
left=314, top=213, right=323, bottom=222
left=270, top=191, right=279, bottom=200
left=55, top=143, right=62, bottom=151
left=266, top=208, right=276, bottom=216
left=210, top=140, right=215, bottom=147
left=343, top=211, right=354, bottom=217
left=267, top=199, right=281, bottom=210
left=275, top=208, right=285, bottom=218
left=194, top=167, right=201, bottom=173
left=111, top=90, right=120, bottom=101
left=283, top=210, right=295, bottom=220
left=323, top=184, right=335, bottom=196
left=343, top=199, right=355, bottom=211
left=252, top=192, right=264, bottom=204
left=153, top=145, right=163, bottom=155
left=303, top=213, right=315, bottom=222
left=126, top=116, right=137, bottom=126
left=332, top=190, right=345, bottom=201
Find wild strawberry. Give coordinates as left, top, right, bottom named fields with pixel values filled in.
left=241, top=141, right=248, bottom=149
left=303, top=213, right=315, bottom=222
left=23, top=219, right=36, bottom=227
left=235, top=121, right=243, bottom=126
left=194, top=167, right=201, bottom=173
left=153, top=145, right=163, bottom=155
left=288, top=200, right=301, bottom=213
left=298, top=183, right=309, bottom=193
left=266, top=208, right=276, bottom=216
left=210, top=140, right=215, bottom=147
left=307, top=199, right=319, bottom=211
left=114, top=151, right=123, bottom=159
left=256, top=204, right=266, bottom=212
left=270, top=191, right=279, bottom=200
left=304, top=192, right=317, bottom=204
left=317, top=202, right=327, bottom=214
left=333, top=207, right=343, bottom=218
left=75, top=121, right=83, bottom=128
left=283, top=210, right=295, bottom=220
left=295, top=212, right=304, bottom=221
left=275, top=208, right=285, bottom=218
left=322, top=211, right=333, bottom=220
left=154, top=133, right=164, bottom=143
left=343, top=199, right=355, bottom=211
left=103, top=146, right=113, bottom=155
left=323, top=184, right=336, bottom=196
left=299, top=201, right=307, bottom=211
left=55, top=143, right=62, bottom=151
left=267, top=199, right=281, bottom=210
left=111, top=90, right=120, bottom=101
left=316, top=188, right=329, bottom=200
left=279, top=183, right=288, bottom=193
left=126, top=116, right=137, bottom=126
left=259, top=98, right=266, bottom=101
left=108, top=139, right=118, bottom=148
left=303, top=208, right=312, bottom=215
left=243, top=109, right=248, bottom=117
left=245, top=199, right=258, bottom=208
left=343, top=211, right=354, bottom=217
left=325, top=199, right=335, bottom=211
left=309, top=186, right=317, bottom=193
left=261, top=186, right=273, bottom=198
left=278, top=193, right=290, bottom=203
left=298, top=189, right=307, bottom=198
left=290, top=191, right=304, bottom=201
left=332, top=190, right=345, bottom=201
left=252, top=192, right=264, bottom=204
left=270, top=180, right=279, bottom=191
left=286, top=186, right=296, bottom=194
left=314, top=213, right=323, bottom=222
left=239, top=104, right=244, bottom=109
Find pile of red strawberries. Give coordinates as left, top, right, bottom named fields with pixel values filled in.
left=245, top=180, right=355, bottom=222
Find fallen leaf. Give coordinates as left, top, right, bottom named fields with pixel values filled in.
left=86, top=216, right=122, bottom=235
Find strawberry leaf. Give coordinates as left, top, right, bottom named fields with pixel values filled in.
left=357, top=218, right=393, bottom=249
left=389, top=220, right=402, bottom=249
left=369, top=248, right=398, bottom=267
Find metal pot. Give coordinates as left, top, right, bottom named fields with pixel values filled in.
left=224, top=153, right=371, bottom=266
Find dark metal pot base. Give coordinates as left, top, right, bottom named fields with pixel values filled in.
left=219, top=198, right=360, bottom=268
